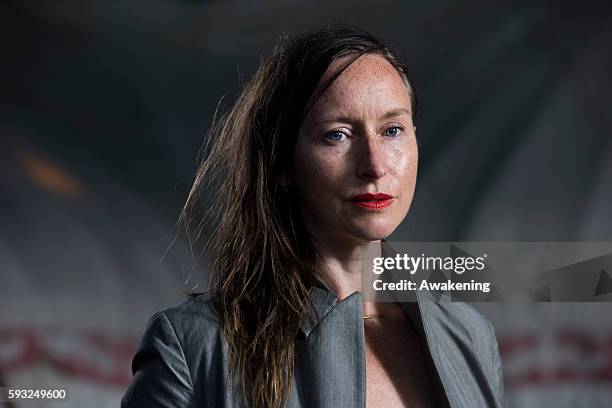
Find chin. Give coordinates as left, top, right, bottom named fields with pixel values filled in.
left=350, top=222, right=399, bottom=242
left=345, top=205, right=409, bottom=242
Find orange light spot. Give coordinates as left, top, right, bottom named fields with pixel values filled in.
left=14, top=148, right=84, bottom=198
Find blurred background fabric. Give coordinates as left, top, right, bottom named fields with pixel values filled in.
left=1, top=0, right=611, bottom=406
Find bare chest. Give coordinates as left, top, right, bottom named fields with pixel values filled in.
left=364, top=319, right=435, bottom=408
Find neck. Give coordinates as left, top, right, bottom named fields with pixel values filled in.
left=311, top=234, right=384, bottom=316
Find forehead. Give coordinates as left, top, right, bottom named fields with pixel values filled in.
left=307, top=53, right=412, bottom=118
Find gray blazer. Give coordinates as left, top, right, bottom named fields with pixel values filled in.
left=121, top=280, right=504, bottom=407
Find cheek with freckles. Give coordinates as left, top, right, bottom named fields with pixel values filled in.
left=294, top=143, right=348, bottom=216
left=391, top=139, right=418, bottom=217
left=373, top=136, right=418, bottom=226
left=390, top=140, right=417, bottom=182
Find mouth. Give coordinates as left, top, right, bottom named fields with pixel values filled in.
left=350, top=193, right=394, bottom=210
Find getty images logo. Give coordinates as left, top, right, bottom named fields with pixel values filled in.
left=372, top=253, right=488, bottom=275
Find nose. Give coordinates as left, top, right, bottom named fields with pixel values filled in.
left=356, top=136, right=387, bottom=180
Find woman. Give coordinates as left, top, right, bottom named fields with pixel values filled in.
left=121, top=27, right=504, bottom=408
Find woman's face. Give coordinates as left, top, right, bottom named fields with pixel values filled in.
left=292, top=53, right=418, bottom=244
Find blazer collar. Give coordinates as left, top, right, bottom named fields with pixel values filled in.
left=297, top=239, right=422, bottom=339
left=296, top=240, right=451, bottom=408
left=298, top=279, right=340, bottom=338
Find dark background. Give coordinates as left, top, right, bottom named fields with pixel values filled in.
left=1, top=1, right=611, bottom=406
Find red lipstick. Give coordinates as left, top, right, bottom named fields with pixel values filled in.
left=350, top=193, right=394, bottom=210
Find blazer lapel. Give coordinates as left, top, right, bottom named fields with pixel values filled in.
left=382, top=240, right=452, bottom=408
left=294, top=286, right=366, bottom=407
left=396, top=292, right=453, bottom=408
left=293, top=240, right=452, bottom=408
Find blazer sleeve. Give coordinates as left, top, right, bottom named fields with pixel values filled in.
left=121, top=311, right=194, bottom=407
left=487, top=321, right=505, bottom=406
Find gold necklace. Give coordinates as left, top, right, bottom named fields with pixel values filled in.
left=363, top=314, right=384, bottom=320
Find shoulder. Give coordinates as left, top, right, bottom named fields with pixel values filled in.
left=156, top=292, right=226, bottom=369
left=137, top=292, right=226, bottom=381
left=140, top=292, right=222, bottom=350
left=122, top=292, right=227, bottom=407
left=160, top=291, right=221, bottom=339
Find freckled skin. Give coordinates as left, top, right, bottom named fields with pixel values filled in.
left=292, top=54, right=418, bottom=244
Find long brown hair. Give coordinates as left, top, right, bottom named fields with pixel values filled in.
left=180, top=27, right=416, bottom=408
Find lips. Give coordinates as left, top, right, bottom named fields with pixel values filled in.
left=350, top=193, right=394, bottom=210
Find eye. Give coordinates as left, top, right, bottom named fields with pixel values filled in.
left=383, top=126, right=404, bottom=137
left=324, top=130, right=349, bottom=142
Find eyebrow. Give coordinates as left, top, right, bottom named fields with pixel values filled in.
left=380, top=107, right=412, bottom=120
left=318, top=107, right=412, bottom=125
